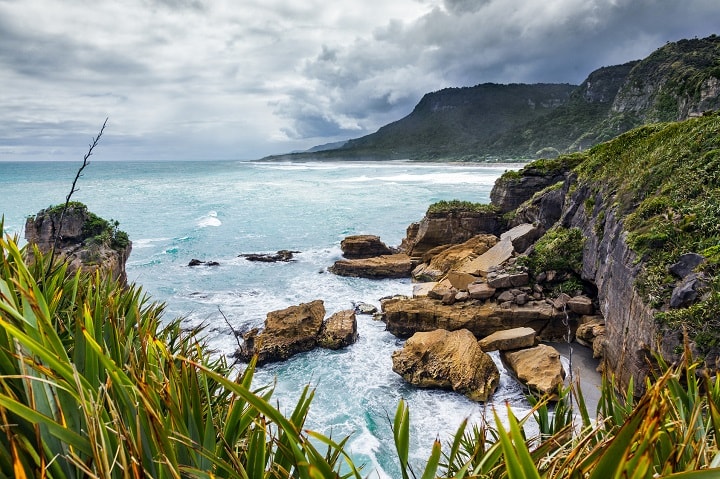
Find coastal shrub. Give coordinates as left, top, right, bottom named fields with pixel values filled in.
left=426, top=199, right=497, bottom=215
left=499, top=169, right=523, bottom=180
left=44, top=201, right=130, bottom=250
left=525, top=226, right=586, bottom=276
left=574, top=113, right=720, bottom=348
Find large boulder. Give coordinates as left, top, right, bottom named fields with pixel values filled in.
left=25, top=203, right=132, bottom=285
left=479, top=327, right=537, bottom=351
left=329, top=253, right=412, bottom=278
left=381, top=296, right=567, bottom=340
left=339, top=235, right=394, bottom=259
left=500, top=344, right=566, bottom=397
left=392, top=329, right=499, bottom=401
left=318, top=309, right=358, bottom=349
left=238, top=300, right=325, bottom=364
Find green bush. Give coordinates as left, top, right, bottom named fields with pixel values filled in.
left=526, top=226, right=586, bottom=275
left=426, top=199, right=497, bottom=215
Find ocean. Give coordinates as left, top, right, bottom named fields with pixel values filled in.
left=2, top=159, right=553, bottom=476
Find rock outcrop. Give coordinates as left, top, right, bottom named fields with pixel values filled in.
left=501, top=344, right=566, bottom=397
left=329, top=253, right=412, bottom=278
left=237, top=301, right=359, bottom=364
left=490, top=167, right=569, bottom=214
left=401, top=209, right=502, bottom=258
left=339, top=235, right=393, bottom=258
left=24, top=203, right=132, bottom=285
left=391, top=329, right=500, bottom=401
left=412, top=234, right=497, bottom=281
left=238, top=300, right=326, bottom=364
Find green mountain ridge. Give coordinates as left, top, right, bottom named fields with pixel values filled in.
left=265, top=34, right=720, bottom=162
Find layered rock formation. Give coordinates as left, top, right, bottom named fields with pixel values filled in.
left=25, top=203, right=132, bottom=285
left=339, top=235, right=394, bottom=258
left=329, top=253, right=412, bottom=278
left=391, top=329, right=500, bottom=402
left=402, top=208, right=502, bottom=258
left=382, top=296, right=567, bottom=340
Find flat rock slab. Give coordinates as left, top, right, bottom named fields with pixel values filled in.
left=458, top=239, right=514, bottom=276
left=567, top=295, right=594, bottom=315
left=500, top=223, right=541, bottom=253
left=487, top=272, right=529, bottom=289
left=381, top=296, right=566, bottom=339
left=501, top=344, right=565, bottom=397
left=392, top=329, right=499, bottom=402
left=413, top=282, right=438, bottom=297
left=479, top=327, right=536, bottom=352
left=447, top=271, right=478, bottom=290
left=329, top=253, right=412, bottom=279
left=468, top=282, right=496, bottom=300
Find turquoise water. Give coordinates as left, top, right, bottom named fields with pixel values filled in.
left=1, top=159, right=533, bottom=476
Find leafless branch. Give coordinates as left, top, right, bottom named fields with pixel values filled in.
left=218, top=306, right=244, bottom=351
left=47, top=118, right=108, bottom=274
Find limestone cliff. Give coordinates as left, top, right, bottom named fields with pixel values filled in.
left=25, top=202, right=132, bottom=285
left=489, top=113, right=720, bottom=390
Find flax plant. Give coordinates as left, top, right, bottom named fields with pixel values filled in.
left=0, top=223, right=360, bottom=478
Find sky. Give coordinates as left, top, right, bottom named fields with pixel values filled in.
left=1, top=0, right=719, bottom=161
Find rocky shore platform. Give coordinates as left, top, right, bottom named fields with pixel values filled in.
left=232, top=202, right=606, bottom=402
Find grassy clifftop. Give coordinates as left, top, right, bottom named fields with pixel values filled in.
left=577, top=113, right=720, bottom=348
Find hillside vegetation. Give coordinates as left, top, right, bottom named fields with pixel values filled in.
left=265, top=34, right=720, bottom=162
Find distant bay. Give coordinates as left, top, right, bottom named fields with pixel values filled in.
left=1, top=159, right=552, bottom=476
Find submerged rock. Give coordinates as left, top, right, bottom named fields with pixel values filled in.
left=392, top=329, right=499, bottom=401
left=188, top=259, right=220, bottom=267
left=240, top=250, right=299, bottom=262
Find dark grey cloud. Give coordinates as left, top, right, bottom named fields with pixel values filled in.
left=1, top=0, right=718, bottom=160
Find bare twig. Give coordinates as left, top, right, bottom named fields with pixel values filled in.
left=218, top=306, right=244, bottom=351
left=46, top=118, right=108, bottom=275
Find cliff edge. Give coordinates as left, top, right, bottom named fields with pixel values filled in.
left=491, top=112, right=720, bottom=390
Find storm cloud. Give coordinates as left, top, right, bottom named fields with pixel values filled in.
left=1, top=0, right=718, bottom=160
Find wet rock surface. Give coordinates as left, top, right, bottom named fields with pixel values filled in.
left=392, top=329, right=500, bottom=402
